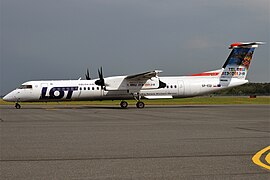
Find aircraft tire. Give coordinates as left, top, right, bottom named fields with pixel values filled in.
left=136, top=101, right=145, bottom=108
left=15, top=103, right=21, bottom=109
left=120, top=101, right=128, bottom=108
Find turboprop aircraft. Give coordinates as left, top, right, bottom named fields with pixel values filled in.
left=3, top=42, right=264, bottom=109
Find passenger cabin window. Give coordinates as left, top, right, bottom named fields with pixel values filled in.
left=19, top=85, right=32, bottom=89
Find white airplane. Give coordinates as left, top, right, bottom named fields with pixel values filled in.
left=3, top=42, right=264, bottom=109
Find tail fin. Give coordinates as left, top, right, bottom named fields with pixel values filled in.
left=221, top=42, right=264, bottom=80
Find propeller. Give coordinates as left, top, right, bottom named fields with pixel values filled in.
left=85, top=68, right=91, bottom=80
left=95, top=67, right=105, bottom=90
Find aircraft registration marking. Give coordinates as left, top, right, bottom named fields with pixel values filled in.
left=252, top=146, right=270, bottom=171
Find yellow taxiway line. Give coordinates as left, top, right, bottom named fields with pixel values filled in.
left=252, top=146, right=270, bottom=171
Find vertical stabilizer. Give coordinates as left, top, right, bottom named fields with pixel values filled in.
left=221, top=42, right=264, bottom=80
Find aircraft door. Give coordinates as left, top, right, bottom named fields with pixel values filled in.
left=177, top=81, right=185, bottom=96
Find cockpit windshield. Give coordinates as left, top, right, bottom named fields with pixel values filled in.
left=19, top=85, right=33, bottom=89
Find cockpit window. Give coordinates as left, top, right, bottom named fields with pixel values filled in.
left=19, top=85, right=33, bottom=89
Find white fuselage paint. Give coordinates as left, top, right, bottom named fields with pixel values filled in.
left=3, top=76, right=248, bottom=102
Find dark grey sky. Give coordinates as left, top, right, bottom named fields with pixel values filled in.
left=1, top=0, right=269, bottom=95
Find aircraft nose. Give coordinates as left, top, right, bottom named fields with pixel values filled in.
left=3, top=95, right=8, bottom=101
left=3, top=94, right=10, bottom=101
left=3, top=93, right=15, bottom=102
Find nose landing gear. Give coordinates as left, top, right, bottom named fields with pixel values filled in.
left=15, top=102, right=21, bottom=109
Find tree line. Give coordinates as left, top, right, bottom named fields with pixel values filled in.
left=213, top=83, right=270, bottom=96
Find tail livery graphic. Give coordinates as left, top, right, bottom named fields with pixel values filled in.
left=221, top=42, right=264, bottom=79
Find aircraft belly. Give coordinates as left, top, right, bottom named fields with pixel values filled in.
left=103, top=91, right=133, bottom=100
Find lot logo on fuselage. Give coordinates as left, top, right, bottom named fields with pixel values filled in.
left=40, top=87, right=78, bottom=100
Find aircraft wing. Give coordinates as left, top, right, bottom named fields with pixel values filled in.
left=125, top=70, right=162, bottom=80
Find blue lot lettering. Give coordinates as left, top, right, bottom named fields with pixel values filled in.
left=40, top=87, right=78, bottom=99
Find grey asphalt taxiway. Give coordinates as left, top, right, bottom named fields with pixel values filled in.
left=0, top=104, right=269, bottom=179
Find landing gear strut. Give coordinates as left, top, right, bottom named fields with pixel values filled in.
left=120, top=101, right=128, bottom=109
left=133, top=93, right=145, bottom=109
left=15, top=102, right=21, bottom=109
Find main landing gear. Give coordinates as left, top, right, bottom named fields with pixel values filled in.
left=136, top=101, right=145, bottom=108
left=120, top=101, right=128, bottom=108
left=119, top=100, right=145, bottom=109
left=120, top=93, right=145, bottom=109
left=15, top=102, right=21, bottom=109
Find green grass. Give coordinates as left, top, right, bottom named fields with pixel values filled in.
left=0, top=96, right=269, bottom=105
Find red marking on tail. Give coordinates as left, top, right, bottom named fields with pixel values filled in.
left=230, top=42, right=243, bottom=49
left=191, top=72, right=219, bottom=76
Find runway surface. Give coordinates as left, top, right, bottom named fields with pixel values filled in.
left=1, top=104, right=270, bottom=179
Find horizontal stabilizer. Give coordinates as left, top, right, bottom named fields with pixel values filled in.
left=229, top=42, right=265, bottom=49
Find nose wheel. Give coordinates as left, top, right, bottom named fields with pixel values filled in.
left=15, top=103, right=21, bottom=109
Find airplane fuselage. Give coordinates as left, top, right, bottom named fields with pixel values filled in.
left=3, top=76, right=247, bottom=102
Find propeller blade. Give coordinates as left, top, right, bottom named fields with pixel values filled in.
left=98, top=69, right=101, bottom=79
left=85, top=68, right=91, bottom=80
left=95, top=67, right=105, bottom=90
left=100, top=67, right=103, bottom=78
